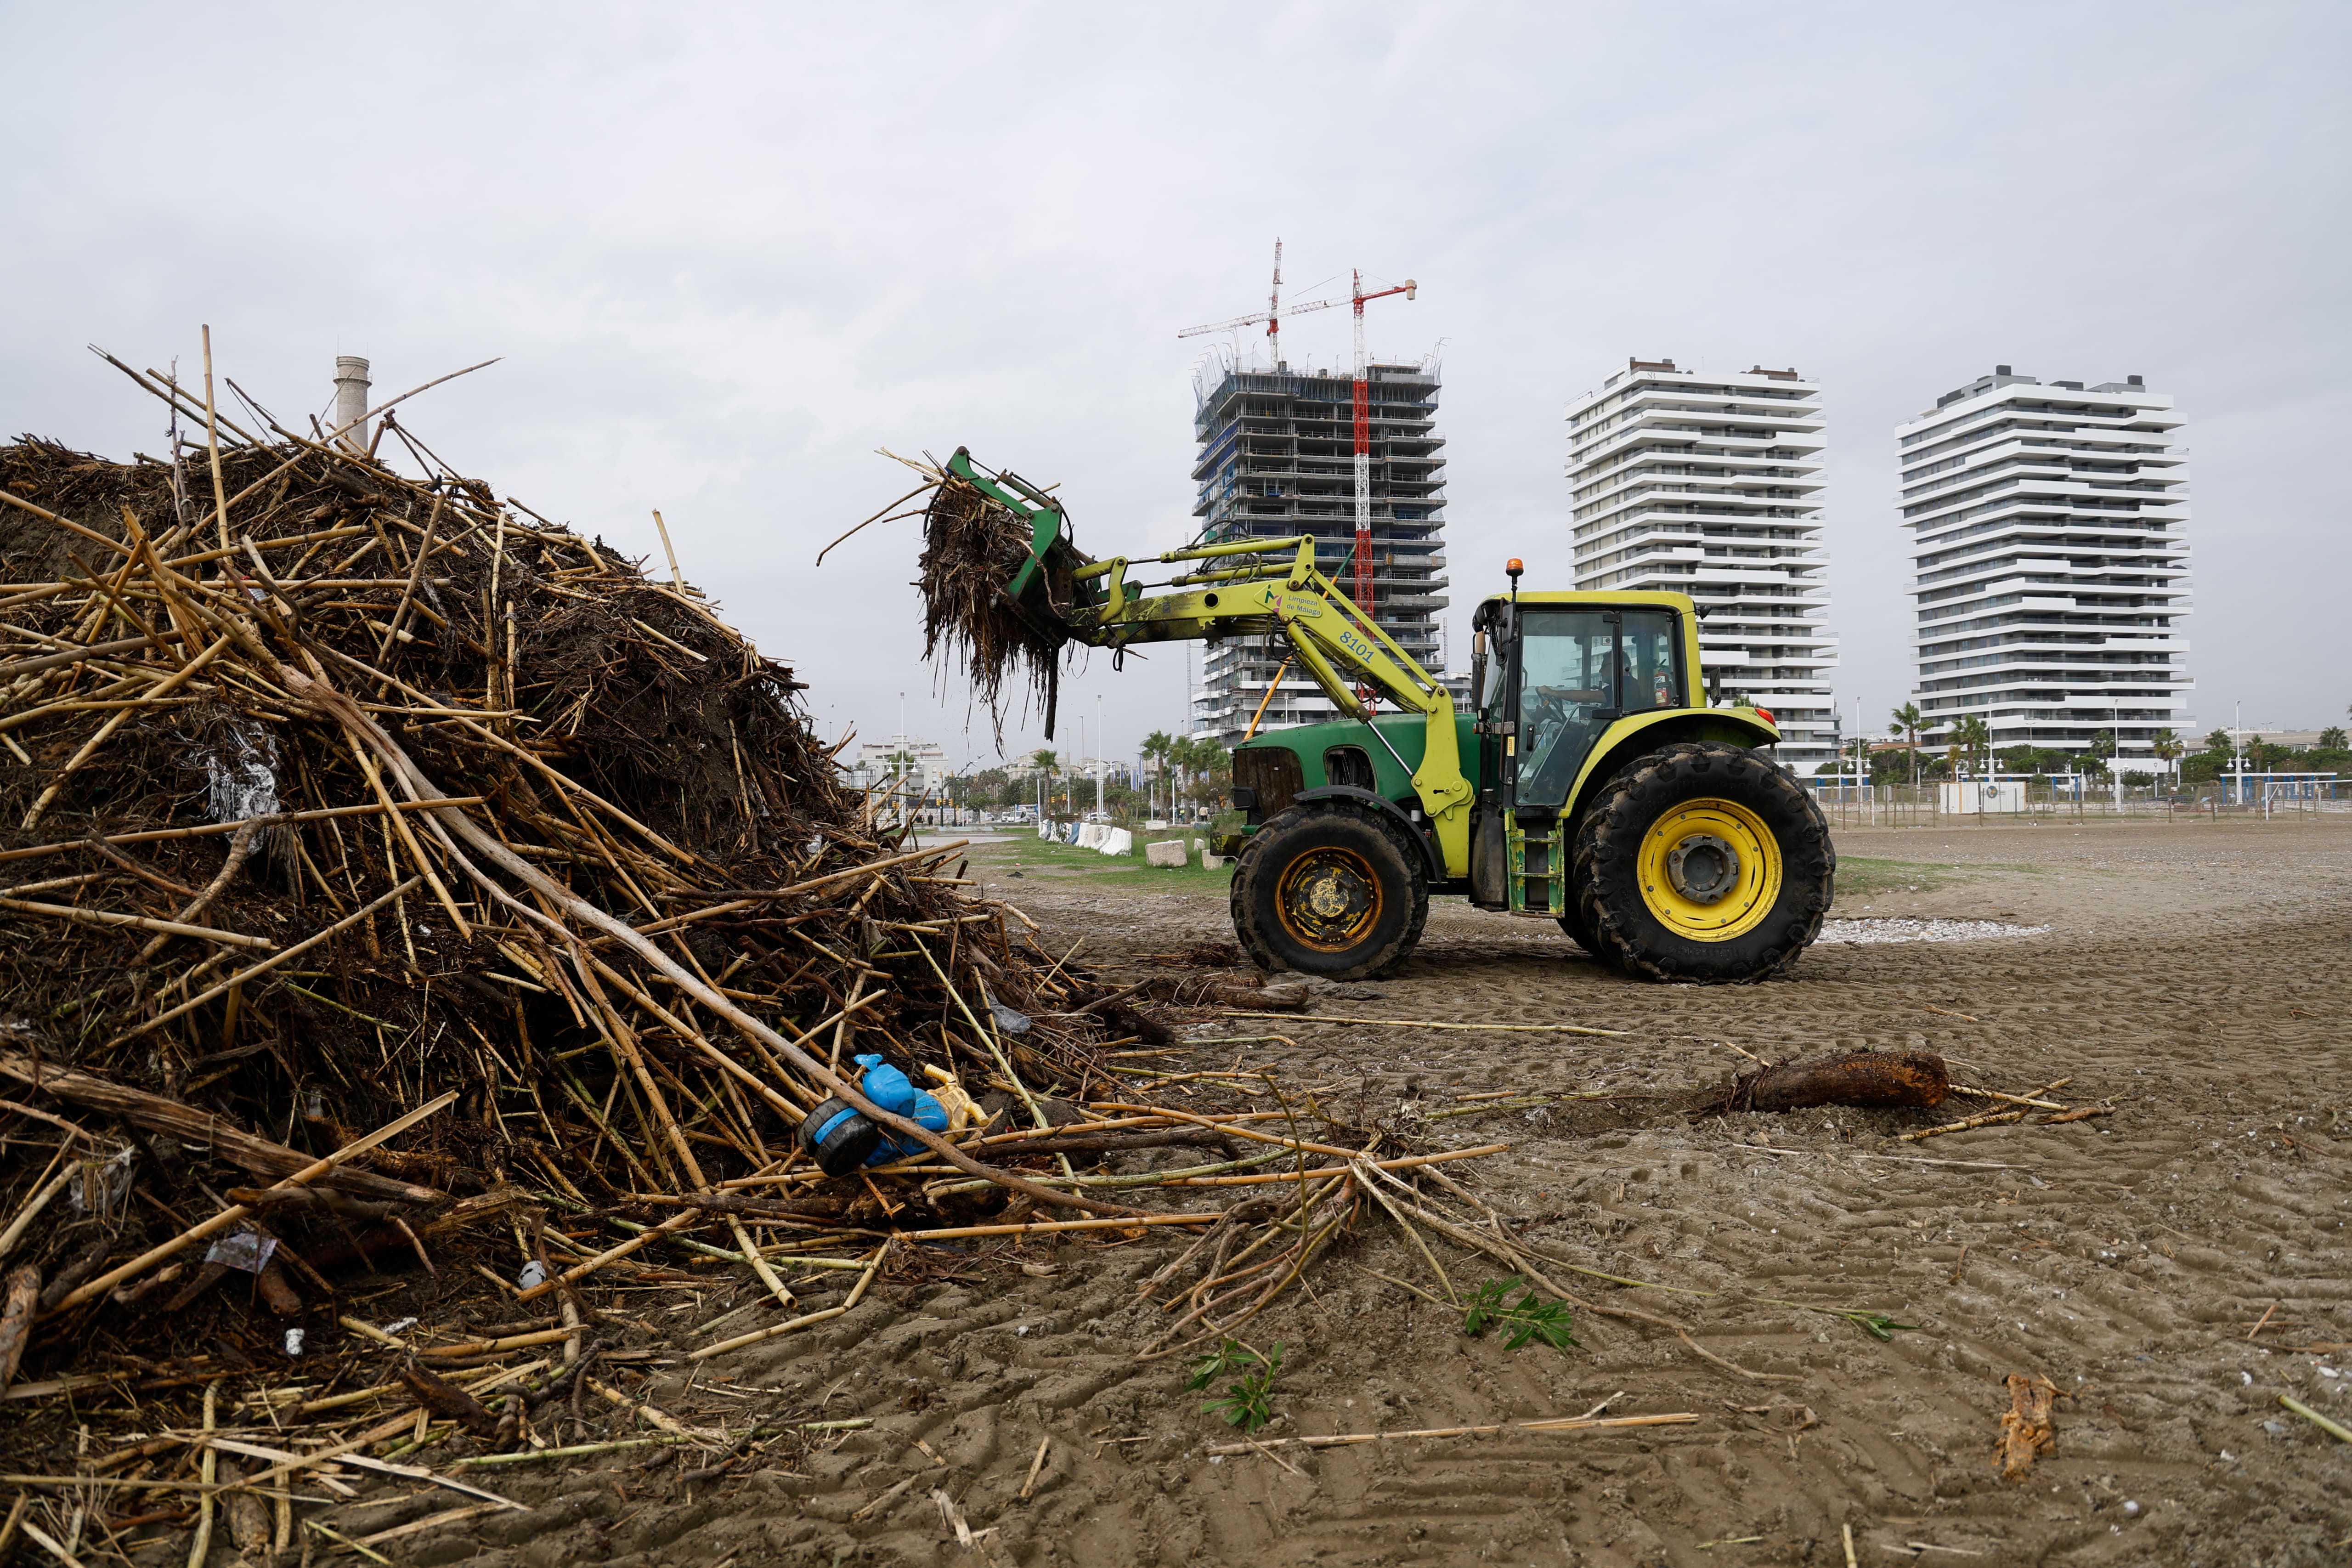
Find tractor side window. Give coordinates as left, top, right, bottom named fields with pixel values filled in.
left=1620, top=610, right=1682, bottom=712
left=1515, top=609, right=1615, bottom=809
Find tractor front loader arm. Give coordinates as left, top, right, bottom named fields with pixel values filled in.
left=943, top=447, right=1474, bottom=876
left=1069, top=536, right=1475, bottom=878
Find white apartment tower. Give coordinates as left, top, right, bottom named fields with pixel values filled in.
left=1897, top=368, right=2192, bottom=766
left=1565, top=359, right=1836, bottom=770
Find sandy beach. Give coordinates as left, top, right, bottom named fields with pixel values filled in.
left=340, top=816, right=2352, bottom=1566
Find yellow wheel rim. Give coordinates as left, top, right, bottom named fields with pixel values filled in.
left=1275, top=846, right=1384, bottom=952
left=1636, top=798, right=1781, bottom=942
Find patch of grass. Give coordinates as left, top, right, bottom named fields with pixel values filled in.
left=966, top=831, right=1236, bottom=895
left=1831, top=856, right=1966, bottom=905
left=1831, top=855, right=2050, bottom=907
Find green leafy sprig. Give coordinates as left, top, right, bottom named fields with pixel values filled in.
left=1187, top=1338, right=1284, bottom=1432
left=1462, top=1276, right=1580, bottom=1353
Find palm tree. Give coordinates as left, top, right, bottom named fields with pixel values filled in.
left=1169, top=735, right=1227, bottom=819
left=1142, top=730, right=1174, bottom=817
left=2150, top=727, right=2182, bottom=780
left=1889, top=702, right=1925, bottom=788
left=1169, top=735, right=1202, bottom=817
left=1033, top=749, right=1058, bottom=819
left=1953, top=715, right=1993, bottom=799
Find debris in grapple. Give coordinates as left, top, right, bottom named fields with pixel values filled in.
left=910, top=452, right=1093, bottom=742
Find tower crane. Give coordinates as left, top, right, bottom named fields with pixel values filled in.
left=1178, top=244, right=1416, bottom=617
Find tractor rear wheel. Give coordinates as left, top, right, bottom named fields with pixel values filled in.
left=1232, top=799, right=1428, bottom=979
left=1573, top=742, right=1833, bottom=983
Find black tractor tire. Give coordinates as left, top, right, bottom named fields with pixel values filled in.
left=1232, top=799, right=1429, bottom=979
left=1572, top=742, right=1833, bottom=983
left=1556, top=900, right=1598, bottom=957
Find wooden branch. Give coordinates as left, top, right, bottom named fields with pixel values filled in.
left=1208, top=1412, right=1699, bottom=1454
left=0, top=628, right=192, bottom=679
left=0, top=896, right=270, bottom=949
left=114, top=874, right=424, bottom=1041
left=1899, top=1109, right=2027, bottom=1142
left=45, top=1091, right=457, bottom=1315
left=0, top=1053, right=441, bottom=1206
left=0, top=799, right=486, bottom=867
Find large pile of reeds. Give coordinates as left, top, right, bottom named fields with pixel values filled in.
left=0, top=360, right=1163, bottom=1415
left=0, top=369, right=1556, bottom=1564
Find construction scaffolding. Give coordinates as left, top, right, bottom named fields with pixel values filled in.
left=1187, top=357, right=1451, bottom=743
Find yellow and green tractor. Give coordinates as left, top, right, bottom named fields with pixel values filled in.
left=946, top=448, right=1833, bottom=982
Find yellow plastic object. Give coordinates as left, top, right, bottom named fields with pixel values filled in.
left=1634, top=797, right=1782, bottom=942
left=919, top=1064, right=989, bottom=1131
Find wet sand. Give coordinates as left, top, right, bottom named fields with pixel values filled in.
left=393, top=817, right=2351, bottom=1567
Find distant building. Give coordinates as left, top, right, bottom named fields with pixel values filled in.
left=852, top=734, right=949, bottom=792
left=1188, top=355, right=1450, bottom=744
left=1897, top=368, right=2193, bottom=766
left=1564, top=359, right=1837, bottom=770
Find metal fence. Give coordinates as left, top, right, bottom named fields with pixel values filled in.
left=1798, top=774, right=2348, bottom=829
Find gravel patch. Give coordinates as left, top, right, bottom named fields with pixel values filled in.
left=1815, top=916, right=2051, bottom=944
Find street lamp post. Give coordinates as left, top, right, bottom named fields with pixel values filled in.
left=2235, top=700, right=2247, bottom=809
left=2113, top=703, right=2123, bottom=813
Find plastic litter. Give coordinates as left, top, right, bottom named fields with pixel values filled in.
left=204, top=1228, right=278, bottom=1274
left=68, top=1148, right=135, bottom=1217
left=284, top=1329, right=305, bottom=1357
left=855, top=1054, right=949, bottom=1136
left=518, top=1261, right=547, bottom=1290
left=795, top=1053, right=951, bottom=1176
left=989, top=1002, right=1032, bottom=1036
left=199, top=723, right=280, bottom=823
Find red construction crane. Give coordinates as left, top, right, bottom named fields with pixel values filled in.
left=1341, top=269, right=1416, bottom=612
left=1177, top=244, right=1417, bottom=615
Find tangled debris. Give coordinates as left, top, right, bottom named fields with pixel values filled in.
left=882, top=450, right=1091, bottom=744
left=0, top=357, right=1549, bottom=1564
left=0, top=357, right=1300, bottom=1494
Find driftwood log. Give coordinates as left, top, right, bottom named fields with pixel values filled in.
left=1997, top=1372, right=2060, bottom=1479
left=396, top=1361, right=500, bottom=1436
left=1723, top=1050, right=1949, bottom=1114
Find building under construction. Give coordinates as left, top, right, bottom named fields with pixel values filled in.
left=1187, top=357, right=1450, bottom=744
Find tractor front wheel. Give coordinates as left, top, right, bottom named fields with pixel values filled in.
left=1232, top=800, right=1428, bottom=979
left=1573, top=742, right=1833, bottom=983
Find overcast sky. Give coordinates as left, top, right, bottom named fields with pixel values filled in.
left=6, top=2, right=2346, bottom=770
